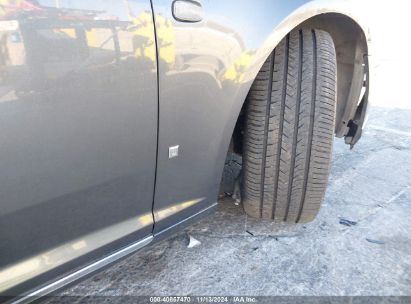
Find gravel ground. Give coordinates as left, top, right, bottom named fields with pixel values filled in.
left=48, top=105, right=411, bottom=299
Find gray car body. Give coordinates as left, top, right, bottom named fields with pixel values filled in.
left=0, top=0, right=370, bottom=300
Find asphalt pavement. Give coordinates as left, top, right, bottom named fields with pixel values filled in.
left=47, top=105, right=411, bottom=300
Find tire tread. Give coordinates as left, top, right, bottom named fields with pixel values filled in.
left=243, top=29, right=336, bottom=223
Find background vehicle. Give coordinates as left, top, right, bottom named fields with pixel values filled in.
left=0, top=0, right=370, bottom=301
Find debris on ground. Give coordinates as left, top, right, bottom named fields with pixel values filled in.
left=366, top=238, right=385, bottom=245
left=339, top=218, right=358, bottom=227
left=219, top=193, right=227, bottom=199
left=187, top=234, right=201, bottom=248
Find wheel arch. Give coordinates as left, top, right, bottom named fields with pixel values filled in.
left=228, top=8, right=370, bottom=156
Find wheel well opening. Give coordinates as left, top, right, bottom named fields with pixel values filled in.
left=222, top=13, right=369, bottom=194
left=299, top=13, right=369, bottom=137
left=230, top=13, right=368, bottom=154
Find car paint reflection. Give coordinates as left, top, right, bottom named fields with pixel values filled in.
left=0, top=0, right=158, bottom=295
left=0, top=212, right=153, bottom=293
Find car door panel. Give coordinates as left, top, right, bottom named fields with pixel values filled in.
left=0, top=0, right=157, bottom=294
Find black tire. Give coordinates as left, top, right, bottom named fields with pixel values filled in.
left=242, top=29, right=336, bottom=223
